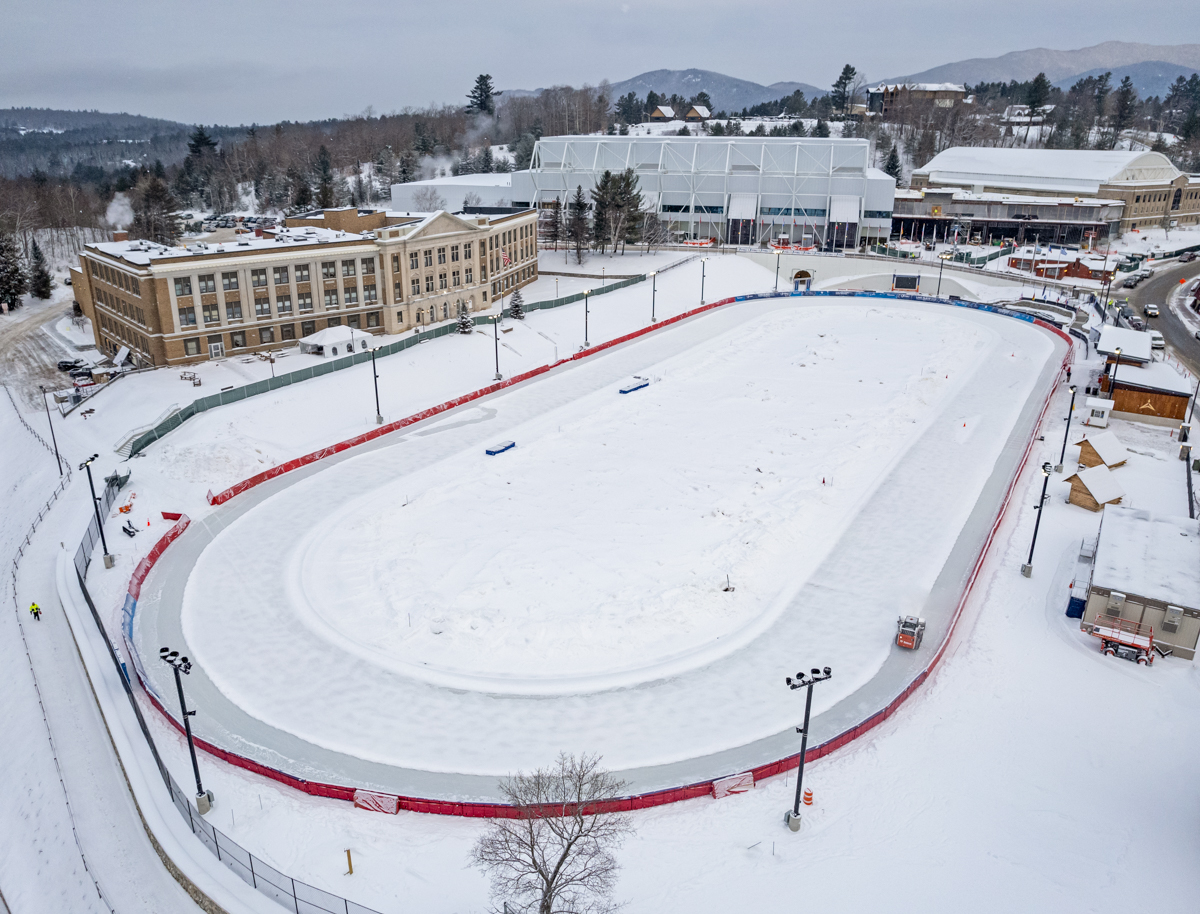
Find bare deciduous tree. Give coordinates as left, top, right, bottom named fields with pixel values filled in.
left=471, top=753, right=633, bottom=914
left=411, top=187, right=447, bottom=211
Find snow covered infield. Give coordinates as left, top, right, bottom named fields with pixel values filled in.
left=132, top=293, right=1067, bottom=802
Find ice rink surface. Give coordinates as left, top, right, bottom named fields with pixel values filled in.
left=136, top=296, right=1057, bottom=790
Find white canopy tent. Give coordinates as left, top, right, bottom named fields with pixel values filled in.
left=298, top=326, right=372, bottom=358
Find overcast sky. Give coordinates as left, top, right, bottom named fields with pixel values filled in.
left=1, top=0, right=1195, bottom=125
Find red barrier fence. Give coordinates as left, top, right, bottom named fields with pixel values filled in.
left=134, top=297, right=1072, bottom=818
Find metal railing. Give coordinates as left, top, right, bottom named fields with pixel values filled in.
left=69, top=486, right=385, bottom=914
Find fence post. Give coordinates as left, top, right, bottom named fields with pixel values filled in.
left=249, top=854, right=257, bottom=889
left=291, top=877, right=300, bottom=914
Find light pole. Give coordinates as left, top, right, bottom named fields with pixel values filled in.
left=1021, top=462, right=1054, bottom=577
left=39, top=385, right=63, bottom=475
left=700, top=257, right=708, bottom=306
left=649, top=271, right=658, bottom=322
left=1055, top=385, right=1077, bottom=473
left=1109, top=346, right=1123, bottom=402
left=936, top=251, right=946, bottom=297
left=784, top=666, right=832, bottom=832
left=775, top=250, right=781, bottom=292
left=493, top=298, right=503, bottom=381
left=369, top=346, right=382, bottom=424
left=79, top=455, right=112, bottom=569
left=159, top=648, right=214, bottom=815
left=583, top=289, right=591, bottom=348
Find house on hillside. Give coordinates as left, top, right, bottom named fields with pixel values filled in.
left=1076, top=430, right=1127, bottom=469
left=1007, top=246, right=1116, bottom=282
left=1079, top=505, right=1200, bottom=660
left=867, top=83, right=967, bottom=116
left=684, top=106, right=711, bottom=122
left=1065, top=464, right=1124, bottom=512
left=648, top=106, right=676, bottom=122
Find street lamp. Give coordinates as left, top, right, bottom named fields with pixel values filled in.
left=583, top=289, right=592, bottom=348
left=159, top=647, right=214, bottom=815
left=649, top=271, right=658, bottom=322
left=493, top=297, right=503, bottom=381
left=1109, top=346, right=1123, bottom=400
left=39, top=385, right=63, bottom=475
left=783, top=666, right=832, bottom=832
left=79, top=455, right=112, bottom=569
left=775, top=250, right=781, bottom=292
left=1055, top=385, right=1077, bottom=473
left=1020, top=462, right=1054, bottom=577
left=700, top=257, right=708, bottom=306
left=369, top=345, right=382, bottom=424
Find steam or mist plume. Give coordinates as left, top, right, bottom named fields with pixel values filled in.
left=105, top=193, right=134, bottom=230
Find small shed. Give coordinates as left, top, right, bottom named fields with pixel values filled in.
left=1095, top=326, right=1152, bottom=366
left=1083, top=396, right=1114, bottom=428
left=1076, top=430, right=1127, bottom=469
left=298, top=325, right=372, bottom=358
left=648, top=106, right=676, bottom=121
left=684, top=105, right=711, bottom=122
left=1065, top=464, right=1124, bottom=512
left=1080, top=506, right=1200, bottom=660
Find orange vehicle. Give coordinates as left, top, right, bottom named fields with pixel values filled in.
left=1089, top=616, right=1154, bottom=665
left=896, top=615, right=926, bottom=650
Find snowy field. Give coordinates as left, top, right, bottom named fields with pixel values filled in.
left=133, top=295, right=1057, bottom=789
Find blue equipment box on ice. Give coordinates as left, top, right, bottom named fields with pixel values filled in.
left=620, top=378, right=650, bottom=394
left=486, top=441, right=516, bottom=456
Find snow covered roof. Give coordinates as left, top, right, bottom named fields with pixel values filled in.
left=298, top=325, right=372, bottom=350
left=1093, top=505, right=1200, bottom=609
left=1113, top=360, right=1196, bottom=397
left=87, top=227, right=369, bottom=267
left=401, top=173, right=514, bottom=188
left=871, top=83, right=966, bottom=93
left=914, top=149, right=1181, bottom=196
left=1085, top=397, right=1114, bottom=411
left=1077, top=430, right=1125, bottom=467
left=1096, top=326, right=1152, bottom=363
left=652, top=106, right=676, bottom=118
left=689, top=105, right=711, bottom=117
left=1071, top=464, right=1125, bottom=506
left=897, top=186, right=1122, bottom=207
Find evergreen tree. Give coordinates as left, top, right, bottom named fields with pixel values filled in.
left=0, top=233, right=28, bottom=311
left=315, top=145, right=335, bottom=208
left=29, top=240, right=52, bottom=299
left=481, top=145, right=494, bottom=172
left=590, top=170, right=614, bottom=252
left=814, top=118, right=830, bottom=138
left=1025, top=72, right=1052, bottom=142
left=1110, top=76, right=1137, bottom=148
left=830, top=64, right=858, bottom=117
left=187, top=126, right=218, bottom=159
left=567, top=185, right=590, bottom=265
left=467, top=74, right=498, bottom=116
left=508, top=286, right=525, bottom=320
left=547, top=197, right=563, bottom=251
left=457, top=307, right=475, bottom=333
left=883, top=143, right=902, bottom=182
left=289, top=166, right=313, bottom=210
left=132, top=176, right=179, bottom=244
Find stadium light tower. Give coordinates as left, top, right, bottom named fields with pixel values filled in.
left=783, top=666, right=832, bottom=832
left=159, top=647, right=214, bottom=815
left=1055, top=385, right=1077, bottom=473
left=79, top=454, right=112, bottom=569
left=1021, top=462, right=1054, bottom=577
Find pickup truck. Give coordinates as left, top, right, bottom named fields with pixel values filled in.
left=1149, top=330, right=1165, bottom=350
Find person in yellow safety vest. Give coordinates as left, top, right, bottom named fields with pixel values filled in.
left=29, top=602, right=42, bottom=621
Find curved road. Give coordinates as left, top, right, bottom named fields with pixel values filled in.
left=1123, top=258, right=1200, bottom=376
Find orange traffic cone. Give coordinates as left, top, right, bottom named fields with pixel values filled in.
left=803, top=788, right=813, bottom=806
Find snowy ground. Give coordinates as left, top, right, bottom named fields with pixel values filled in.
left=9, top=248, right=1200, bottom=914
left=129, top=362, right=1200, bottom=914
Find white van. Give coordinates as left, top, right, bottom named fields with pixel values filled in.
left=1149, top=330, right=1165, bottom=350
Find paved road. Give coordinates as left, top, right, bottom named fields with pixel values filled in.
left=0, top=298, right=79, bottom=409
left=1123, top=259, right=1200, bottom=376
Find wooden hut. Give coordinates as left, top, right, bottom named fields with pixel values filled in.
left=1076, top=430, right=1127, bottom=469
left=1066, top=464, right=1125, bottom=512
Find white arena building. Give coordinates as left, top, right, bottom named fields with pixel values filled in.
left=391, top=137, right=897, bottom=251
left=511, top=136, right=896, bottom=249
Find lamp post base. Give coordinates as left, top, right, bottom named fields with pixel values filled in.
left=375, top=415, right=384, bottom=425
left=103, top=554, right=115, bottom=569
left=1054, top=463, right=1063, bottom=473
left=784, top=810, right=802, bottom=832
left=1020, top=563, right=1032, bottom=577
left=196, top=790, right=214, bottom=815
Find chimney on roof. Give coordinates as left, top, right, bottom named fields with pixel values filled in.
left=113, top=230, right=128, bottom=242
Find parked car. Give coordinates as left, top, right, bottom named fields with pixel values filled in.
left=1122, top=275, right=1142, bottom=288
left=1180, top=251, right=1197, bottom=263
left=1194, top=329, right=1200, bottom=341
left=1129, top=317, right=1146, bottom=331
left=1149, top=330, right=1165, bottom=350
left=64, top=276, right=72, bottom=286
left=57, top=358, right=85, bottom=371
left=1119, top=305, right=1135, bottom=319
left=1143, top=303, right=1160, bottom=317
